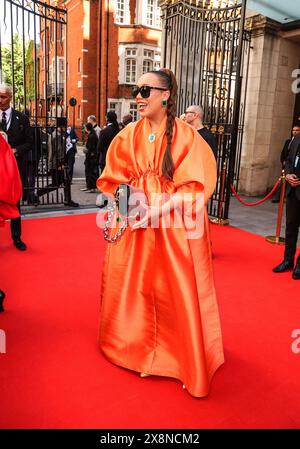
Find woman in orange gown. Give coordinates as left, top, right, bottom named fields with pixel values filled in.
left=97, top=69, right=224, bottom=398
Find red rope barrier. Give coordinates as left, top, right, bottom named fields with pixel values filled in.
left=230, top=179, right=281, bottom=206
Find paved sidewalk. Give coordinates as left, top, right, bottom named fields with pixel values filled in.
left=229, top=195, right=300, bottom=246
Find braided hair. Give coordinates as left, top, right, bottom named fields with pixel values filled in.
left=148, top=68, right=178, bottom=181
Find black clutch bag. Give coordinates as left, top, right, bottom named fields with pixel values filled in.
left=104, top=183, right=147, bottom=243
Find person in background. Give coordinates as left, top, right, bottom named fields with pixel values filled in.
left=88, top=115, right=101, bottom=138
left=185, top=104, right=218, bottom=160
left=273, top=133, right=300, bottom=280
left=25, top=116, right=41, bottom=206
left=97, top=110, right=120, bottom=174
left=119, top=113, right=133, bottom=130
left=272, top=123, right=300, bottom=203
left=65, top=125, right=78, bottom=183
left=83, top=122, right=99, bottom=193
left=0, top=84, right=32, bottom=251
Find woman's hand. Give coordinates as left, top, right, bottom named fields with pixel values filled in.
left=130, top=203, right=161, bottom=230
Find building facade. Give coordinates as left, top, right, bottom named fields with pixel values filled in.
left=239, top=12, right=300, bottom=195
left=64, top=0, right=162, bottom=128
left=35, top=1, right=300, bottom=197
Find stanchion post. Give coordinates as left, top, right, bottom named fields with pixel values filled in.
left=210, top=160, right=229, bottom=226
left=266, top=170, right=286, bottom=245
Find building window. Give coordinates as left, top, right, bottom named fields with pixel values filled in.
left=143, top=59, right=153, bottom=74
left=78, top=105, right=81, bottom=120
left=114, top=0, right=130, bottom=24
left=78, top=58, right=82, bottom=73
left=109, top=102, right=117, bottom=112
left=146, top=0, right=161, bottom=28
left=126, top=59, right=136, bottom=84
left=108, top=100, right=121, bottom=121
left=144, top=49, right=154, bottom=59
left=119, top=44, right=161, bottom=85
left=129, top=103, right=138, bottom=121
left=126, top=49, right=137, bottom=57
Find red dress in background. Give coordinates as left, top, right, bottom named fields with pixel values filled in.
left=0, top=133, right=22, bottom=222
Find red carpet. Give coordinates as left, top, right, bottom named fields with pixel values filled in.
left=0, top=213, right=300, bottom=428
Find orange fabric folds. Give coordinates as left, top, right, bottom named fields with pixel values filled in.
left=0, top=134, right=22, bottom=221
left=97, top=117, right=224, bottom=397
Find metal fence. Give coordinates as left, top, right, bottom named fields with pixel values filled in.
left=0, top=0, right=68, bottom=206
left=161, top=0, right=250, bottom=222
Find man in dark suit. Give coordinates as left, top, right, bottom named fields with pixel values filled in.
left=83, top=122, right=99, bottom=193
left=273, top=133, right=300, bottom=279
left=0, top=84, right=33, bottom=251
left=280, top=124, right=300, bottom=166
left=185, top=104, right=218, bottom=160
left=272, top=124, right=300, bottom=203
left=97, top=110, right=120, bottom=173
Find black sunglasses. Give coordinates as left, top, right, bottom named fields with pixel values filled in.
left=132, top=85, right=168, bottom=99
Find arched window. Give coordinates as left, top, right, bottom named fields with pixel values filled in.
left=143, top=59, right=153, bottom=74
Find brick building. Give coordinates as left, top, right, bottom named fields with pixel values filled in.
left=65, top=0, right=162, bottom=128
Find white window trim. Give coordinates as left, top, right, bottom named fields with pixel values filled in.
left=114, top=0, right=131, bottom=25
left=108, top=99, right=122, bottom=121
left=119, top=43, right=161, bottom=85
left=108, top=98, right=140, bottom=123
left=125, top=58, right=137, bottom=84
left=136, top=0, right=161, bottom=29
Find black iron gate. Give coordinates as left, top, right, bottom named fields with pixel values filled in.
left=161, top=0, right=250, bottom=222
left=0, top=0, right=68, bottom=206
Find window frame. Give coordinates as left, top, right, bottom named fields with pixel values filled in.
left=125, top=58, right=137, bottom=84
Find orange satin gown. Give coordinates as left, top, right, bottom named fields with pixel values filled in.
left=97, top=117, right=224, bottom=397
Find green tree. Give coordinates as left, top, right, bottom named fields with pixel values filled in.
left=1, top=34, right=26, bottom=109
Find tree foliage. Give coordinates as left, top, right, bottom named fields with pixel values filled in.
left=1, top=34, right=35, bottom=110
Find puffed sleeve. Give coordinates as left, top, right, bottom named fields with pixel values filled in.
left=172, top=121, right=217, bottom=204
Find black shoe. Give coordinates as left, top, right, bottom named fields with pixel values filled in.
left=64, top=200, right=79, bottom=207
left=0, top=289, right=5, bottom=312
left=13, top=239, right=27, bottom=251
left=292, top=259, right=300, bottom=280
left=273, top=259, right=294, bottom=273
